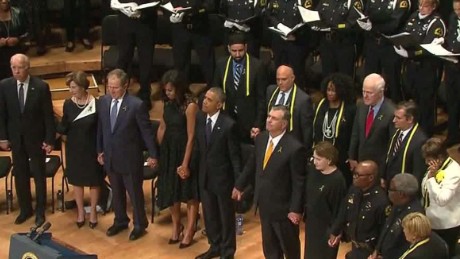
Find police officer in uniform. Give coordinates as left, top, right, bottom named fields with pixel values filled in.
left=266, top=0, right=313, bottom=89
left=357, top=0, right=411, bottom=103
left=370, top=173, right=424, bottom=259
left=213, top=33, right=268, bottom=143
left=166, top=0, right=216, bottom=89
left=394, top=0, right=445, bottom=136
left=442, top=0, right=460, bottom=148
left=329, top=160, right=390, bottom=259
left=314, top=0, right=363, bottom=78
left=220, top=0, right=266, bottom=57
left=110, top=0, right=157, bottom=110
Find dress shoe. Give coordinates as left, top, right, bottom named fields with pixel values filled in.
left=35, top=215, right=45, bottom=227
left=89, top=221, right=98, bottom=229
left=195, top=248, right=220, bottom=259
left=65, top=42, right=75, bottom=52
left=14, top=213, right=33, bottom=225
left=179, top=241, right=194, bottom=249
left=106, top=225, right=128, bottom=237
left=81, top=38, right=93, bottom=50
left=129, top=228, right=146, bottom=241
left=76, top=220, right=85, bottom=228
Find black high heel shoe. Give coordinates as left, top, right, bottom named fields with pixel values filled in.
left=179, top=216, right=200, bottom=249
left=168, top=224, right=184, bottom=244
left=76, top=220, right=85, bottom=228
left=89, top=221, right=98, bottom=229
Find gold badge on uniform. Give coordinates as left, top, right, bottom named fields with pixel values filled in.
left=304, top=0, right=312, bottom=8
left=399, top=0, right=408, bottom=8
left=385, top=205, right=392, bottom=216
left=434, top=27, right=444, bottom=37
left=260, top=0, right=267, bottom=6
left=272, top=1, right=279, bottom=8
left=353, top=1, right=363, bottom=11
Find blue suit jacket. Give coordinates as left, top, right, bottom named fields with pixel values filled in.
left=97, top=94, right=157, bottom=174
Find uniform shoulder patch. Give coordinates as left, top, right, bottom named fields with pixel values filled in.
left=353, top=1, right=363, bottom=10
left=260, top=0, right=267, bottom=6
left=385, top=205, right=392, bottom=216
left=399, top=0, right=408, bottom=8
left=304, top=0, right=312, bottom=8
left=434, top=27, right=444, bottom=37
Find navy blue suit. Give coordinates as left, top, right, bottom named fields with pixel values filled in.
left=97, top=93, right=157, bottom=230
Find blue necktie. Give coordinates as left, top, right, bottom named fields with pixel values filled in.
left=18, top=83, right=24, bottom=113
left=205, top=118, right=212, bottom=145
left=234, top=63, right=242, bottom=91
left=110, top=99, right=119, bottom=132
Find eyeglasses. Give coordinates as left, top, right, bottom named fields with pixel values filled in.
left=352, top=172, right=372, bottom=178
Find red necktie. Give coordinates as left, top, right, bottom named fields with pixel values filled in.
left=365, top=107, right=374, bottom=138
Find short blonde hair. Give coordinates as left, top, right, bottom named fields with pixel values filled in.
left=402, top=212, right=431, bottom=240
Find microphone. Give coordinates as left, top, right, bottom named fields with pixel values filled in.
left=26, top=221, right=45, bottom=238
left=32, top=222, right=52, bottom=242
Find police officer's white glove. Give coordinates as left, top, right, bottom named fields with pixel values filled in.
left=310, top=26, right=321, bottom=31
left=319, top=27, right=331, bottom=32
left=393, top=45, right=408, bottom=57
left=431, top=37, right=444, bottom=45
left=224, top=20, right=235, bottom=29
left=170, top=12, right=185, bottom=23
left=234, top=23, right=250, bottom=32
left=357, top=18, right=372, bottom=31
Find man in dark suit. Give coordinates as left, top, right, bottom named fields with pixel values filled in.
left=348, top=73, right=395, bottom=176
left=266, top=65, right=314, bottom=153
left=213, top=33, right=267, bottom=144
left=383, top=100, right=427, bottom=188
left=194, top=87, right=241, bottom=259
left=233, top=105, right=306, bottom=259
left=0, top=54, right=55, bottom=226
left=97, top=69, right=157, bottom=241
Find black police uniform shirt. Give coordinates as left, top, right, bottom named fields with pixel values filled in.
left=267, top=0, right=312, bottom=28
left=315, top=0, right=363, bottom=29
left=404, top=11, right=446, bottom=44
left=445, top=13, right=460, bottom=53
left=220, top=0, right=265, bottom=21
left=365, top=0, right=411, bottom=34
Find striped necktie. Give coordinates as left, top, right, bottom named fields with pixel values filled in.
left=234, top=63, right=242, bottom=91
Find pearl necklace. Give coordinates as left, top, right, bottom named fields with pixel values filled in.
left=72, top=94, right=89, bottom=109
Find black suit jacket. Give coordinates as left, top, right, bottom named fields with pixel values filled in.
left=236, top=131, right=306, bottom=221
left=0, top=76, right=55, bottom=151
left=349, top=99, right=395, bottom=174
left=194, top=111, right=241, bottom=195
left=213, top=54, right=267, bottom=142
left=403, top=232, right=449, bottom=259
left=384, top=124, right=427, bottom=183
left=266, top=84, right=314, bottom=151
left=97, top=94, right=157, bottom=175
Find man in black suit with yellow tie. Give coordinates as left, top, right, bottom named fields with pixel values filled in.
left=233, top=105, right=306, bottom=259
left=266, top=65, right=313, bottom=152
left=383, top=100, right=427, bottom=188
left=348, top=73, right=395, bottom=176
left=213, top=33, right=268, bottom=144
left=194, top=87, right=241, bottom=259
left=0, top=54, right=55, bottom=226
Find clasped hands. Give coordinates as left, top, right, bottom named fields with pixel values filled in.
left=223, top=20, right=250, bottom=32
left=0, top=37, right=19, bottom=47
left=145, top=157, right=158, bottom=169
left=177, top=164, right=190, bottom=179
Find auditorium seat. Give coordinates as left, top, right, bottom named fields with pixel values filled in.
left=143, top=120, right=161, bottom=223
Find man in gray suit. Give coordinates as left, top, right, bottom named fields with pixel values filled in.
left=348, top=73, right=395, bottom=176
left=97, top=69, right=157, bottom=241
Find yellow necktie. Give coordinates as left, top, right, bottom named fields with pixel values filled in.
left=263, top=140, right=274, bottom=169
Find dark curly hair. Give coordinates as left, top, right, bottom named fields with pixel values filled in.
left=320, top=73, right=355, bottom=104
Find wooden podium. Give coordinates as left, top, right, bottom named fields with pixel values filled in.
left=9, top=233, right=97, bottom=259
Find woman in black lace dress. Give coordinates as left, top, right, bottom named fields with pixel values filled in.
left=157, top=70, right=200, bottom=248
left=313, top=73, right=356, bottom=187
left=58, top=71, right=103, bottom=229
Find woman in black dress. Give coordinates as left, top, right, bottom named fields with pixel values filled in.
left=58, top=71, right=102, bottom=229
left=305, top=141, right=347, bottom=259
left=156, top=70, right=199, bottom=248
left=313, top=73, right=356, bottom=187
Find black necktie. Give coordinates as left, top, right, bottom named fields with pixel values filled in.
left=18, top=83, right=24, bottom=113
left=392, top=132, right=404, bottom=157
left=110, top=99, right=119, bottom=132
left=277, top=92, right=286, bottom=105
left=205, top=118, right=212, bottom=145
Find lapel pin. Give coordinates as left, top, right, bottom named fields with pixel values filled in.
left=277, top=146, right=282, bottom=153
left=378, top=115, right=383, bottom=120
left=122, top=106, right=128, bottom=111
